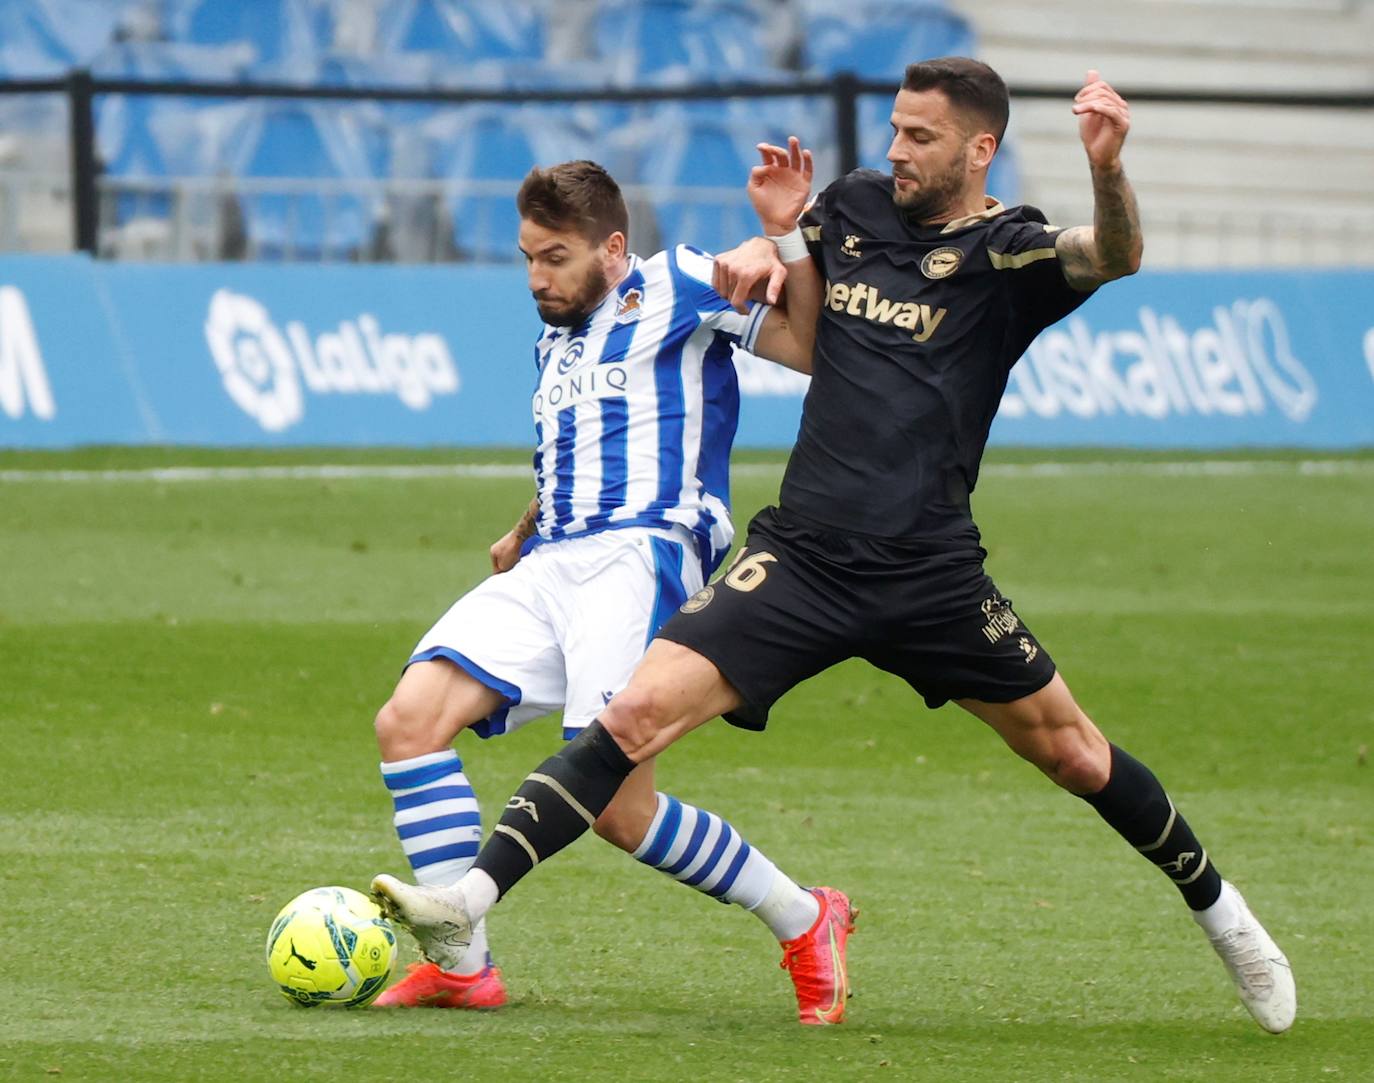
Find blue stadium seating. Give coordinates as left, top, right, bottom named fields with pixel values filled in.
left=376, top=0, right=544, bottom=64
left=0, top=0, right=130, bottom=76
left=0, top=0, right=1018, bottom=263
left=626, top=106, right=764, bottom=254
left=804, top=1, right=972, bottom=79
left=229, top=100, right=387, bottom=259
left=421, top=105, right=587, bottom=261
left=593, top=0, right=776, bottom=86
left=167, top=0, right=327, bottom=65
left=91, top=40, right=254, bottom=82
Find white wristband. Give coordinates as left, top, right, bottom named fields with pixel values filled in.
left=766, top=225, right=809, bottom=263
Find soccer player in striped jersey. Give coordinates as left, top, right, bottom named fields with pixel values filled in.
left=375, top=63, right=1294, bottom=1035
left=371, top=160, right=855, bottom=1023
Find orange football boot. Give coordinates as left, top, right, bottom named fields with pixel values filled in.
left=779, top=886, right=857, bottom=1025
left=373, top=961, right=507, bottom=1009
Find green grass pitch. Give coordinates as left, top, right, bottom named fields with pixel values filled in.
left=1, top=446, right=1370, bottom=1082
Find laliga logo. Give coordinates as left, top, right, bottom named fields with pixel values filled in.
left=204, top=290, right=301, bottom=432
left=204, top=288, right=461, bottom=432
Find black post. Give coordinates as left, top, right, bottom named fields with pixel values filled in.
left=67, top=68, right=98, bottom=254
left=834, top=72, right=859, bottom=175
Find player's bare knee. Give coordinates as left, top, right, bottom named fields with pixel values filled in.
left=374, top=696, right=441, bottom=760
left=1041, top=727, right=1110, bottom=793
left=600, top=685, right=673, bottom=759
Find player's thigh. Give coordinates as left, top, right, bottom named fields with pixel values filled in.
left=406, top=558, right=569, bottom=737
left=958, top=673, right=1110, bottom=793
left=864, top=582, right=1057, bottom=714
left=601, top=639, right=746, bottom=760
left=558, top=531, right=703, bottom=736
left=654, top=532, right=852, bottom=732
left=376, top=658, right=508, bottom=758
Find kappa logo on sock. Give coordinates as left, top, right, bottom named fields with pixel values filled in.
left=505, top=796, right=540, bottom=823
left=1160, top=851, right=1197, bottom=876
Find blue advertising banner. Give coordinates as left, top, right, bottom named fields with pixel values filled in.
left=1, top=254, right=1371, bottom=449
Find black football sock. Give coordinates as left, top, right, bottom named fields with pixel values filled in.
left=472, top=720, right=635, bottom=899
left=1080, top=744, right=1223, bottom=911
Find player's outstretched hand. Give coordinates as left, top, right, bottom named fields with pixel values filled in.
left=1072, top=69, right=1130, bottom=169
left=748, top=135, right=813, bottom=236
left=490, top=530, right=523, bottom=573
left=713, top=236, right=786, bottom=314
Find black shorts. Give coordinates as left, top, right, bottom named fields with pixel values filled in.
left=656, top=506, right=1056, bottom=729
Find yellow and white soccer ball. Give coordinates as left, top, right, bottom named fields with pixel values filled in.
left=265, top=886, right=397, bottom=1007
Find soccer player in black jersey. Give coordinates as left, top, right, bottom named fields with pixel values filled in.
left=373, top=59, right=1295, bottom=1033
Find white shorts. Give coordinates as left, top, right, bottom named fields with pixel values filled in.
left=408, top=526, right=704, bottom=739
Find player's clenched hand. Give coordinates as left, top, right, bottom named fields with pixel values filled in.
left=712, top=236, right=787, bottom=314
left=748, top=135, right=813, bottom=235
left=1072, top=69, right=1130, bottom=170
left=490, top=530, right=523, bottom=573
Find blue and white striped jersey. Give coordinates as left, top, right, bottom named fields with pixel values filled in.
left=530, top=245, right=768, bottom=575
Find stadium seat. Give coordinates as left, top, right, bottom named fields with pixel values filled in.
left=167, top=0, right=325, bottom=65
left=316, top=50, right=442, bottom=89
left=376, top=0, right=545, bottom=65
left=90, top=40, right=255, bottom=82
left=227, top=100, right=387, bottom=259
left=421, top=105, right=587, bottom=262
left=593, top=0, right=775, bottom=86
left=622, top=106, right=766, bottom=254
left=804, top=1, right=973, bottom=78
left=0, top=0, right=131, bottom=77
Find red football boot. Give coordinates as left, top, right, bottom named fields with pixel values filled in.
left=779, top=887, right=857, bottom=1025
left=373, top=961, right=507, bottom=1009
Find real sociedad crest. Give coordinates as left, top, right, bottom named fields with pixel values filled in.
left=615, top=288, right=643, bottom=323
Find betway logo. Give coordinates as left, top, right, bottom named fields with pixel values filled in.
left=1001, top=299, right=1318, bottom=423
left=824, top=280, right=947, bottom=343
left=0, top=285, right=55, bottom=421
left=204, top=289, right=460, bottom=432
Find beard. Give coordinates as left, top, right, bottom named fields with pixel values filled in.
left=891, top=153, right=968, bottom=223
left=534, top=263, right=611, bottom=327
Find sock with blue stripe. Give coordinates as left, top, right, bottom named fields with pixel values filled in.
left=381, top=749, right=491, bottom=975
left=633, top=792, right=818, bottom=941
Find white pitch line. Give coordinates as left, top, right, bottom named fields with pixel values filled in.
left=0, top=459, right=1372, bottom=484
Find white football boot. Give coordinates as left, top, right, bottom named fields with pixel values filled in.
left=1196, top=880, right=1296, bottom=1033
left=371, top=874, right=476, bottom=972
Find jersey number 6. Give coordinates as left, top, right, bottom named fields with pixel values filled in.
left=722, top=550, right=778, bottom=593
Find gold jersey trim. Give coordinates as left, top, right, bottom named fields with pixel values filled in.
left=988, top=246, right=1059, bottom=271
left=939, top=197, right=1006, bottom=234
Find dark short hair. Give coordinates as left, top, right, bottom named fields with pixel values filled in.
left=516, top=160, right=629, bottom=245
left=902, top=56, right=1009, bottom=144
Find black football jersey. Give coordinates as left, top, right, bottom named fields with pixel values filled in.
left=781, top=169, right=1096, bottom=541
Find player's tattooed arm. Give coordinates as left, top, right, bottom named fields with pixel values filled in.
left=1057, top=165, right=1142, bottom=290
left=1057, top=70, right=1143, bottom=290
left=490, top=497, right=538, bottom=574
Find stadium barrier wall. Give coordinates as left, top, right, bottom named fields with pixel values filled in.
left=2, top=254, right=1371, bottom=449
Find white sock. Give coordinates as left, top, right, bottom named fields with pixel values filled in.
left=456, top=868, right=500, bottom=924
left=750, top=873, right=821, bottom=941
left=1193, top=879, right=1244, bottom=937
left=631, top=792, right=818, bottom=940
left=381, top=749, right=490, bottom=974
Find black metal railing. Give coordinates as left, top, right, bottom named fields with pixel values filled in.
left=1, top=69, right=1371, bottom=256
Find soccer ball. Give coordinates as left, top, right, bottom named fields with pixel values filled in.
left=265, top=886, right=397, bottom=1007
